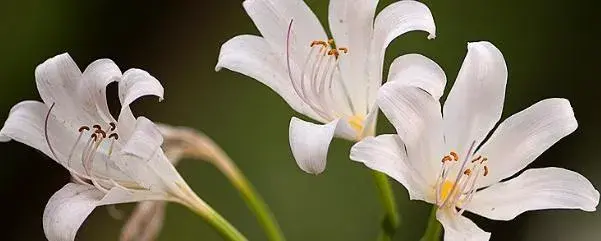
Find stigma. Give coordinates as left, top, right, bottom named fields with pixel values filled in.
left=435, top=149, right=489, bottom=215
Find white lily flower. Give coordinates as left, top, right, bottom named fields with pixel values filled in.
left=216, top=0, right=436, bottom=174
left=350, top=42, right=600, bottom=241
left=0, top=53, right=203, bottom=241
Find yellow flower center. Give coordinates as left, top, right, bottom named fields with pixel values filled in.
left=348, top=115, right=365, bottom=135
left=439, top=180, right=455, bottom=202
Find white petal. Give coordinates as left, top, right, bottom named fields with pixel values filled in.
left=35, top=53, right=94, bottom=126
left=216, top=35, right=320, bottom=121
left=467, top=167, right=599, bottom=221
left=120, top=201, right=167, bottom=241
left=242, top=0, right=327, bottom=64
left=350, top=135, right=429, bottom=201
left=437, top=210, right=491, bottom=241
left=377, top=81, right=444, bottom=183
left=117, top=117, right=183, bottom=192
left=43, top=183, right=169, bottom=241
left=387, top=54, right=446, bottom=100
left=289, top=117, right=339, bottom=174
left=0, top=101, right=76, bottom=162
left=117, top=69, right=164, bottom=140
left=476, top=98, right=578, bottom=187
left=328, top=0, right=378, bottom=114
left=443, top=41, right=507, bottom=158
left=43, top=183, right=103, bottom=241
left=368, top=0, right=435, bottom=105
left=81, top=58, right=122, bottom=124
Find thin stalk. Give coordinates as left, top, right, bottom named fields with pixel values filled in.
left=162, top=126, right=286, bottom=241
left=420, top=206, right=442, bottom=241
left=181, top=194, right=248, bottom=241
left=372, top=171, right=400, bottom=240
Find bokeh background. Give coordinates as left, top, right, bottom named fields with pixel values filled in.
left=1, top=0, right=600, bottom=240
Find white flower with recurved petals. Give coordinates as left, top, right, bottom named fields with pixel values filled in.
left=350, top=42, right=599, bottom=240
left=216, top=0, right=436, bottom=174
left=0, top=54, right=205, bottom=241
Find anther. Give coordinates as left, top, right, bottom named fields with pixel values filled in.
left=338, top=47, right=348, bottom=53
left=109, top=122, right=116, bottom=131
left=78, top=126, right=90, bottom=132
left=327, top=49, right=340, bottom=58
left=108, top=133, right=119, bottom=140
left=464, top=169, right=472, bottom=176
left=484, top=166, right=489, bottom=176
left=450, top=151, right=459, bottom=161
left=471, top=155, right=482, bottom=163
left=90, top=133, right=98, bottom=141
left=94, top=129, right=106, bottom=138
left=310, top=40, right=327, bottom=47
left=481, top=157, right=488, bottom=164
left=441, top=155, right=452, bottom=163
left=92, top=125, right=102, bottom=131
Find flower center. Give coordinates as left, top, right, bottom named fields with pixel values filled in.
left=348, top=115, right=365, bottom=135
left=435, top=150, right=489, bottom=215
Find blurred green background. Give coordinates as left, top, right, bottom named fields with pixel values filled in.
left=1, top=0, right=600, bottom=240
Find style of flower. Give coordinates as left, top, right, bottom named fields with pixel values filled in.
left=216, top=0, right=436, bottom=174
left=350, top=42, right=600, bottom=240
left=0, top=53, right=207, bottom=241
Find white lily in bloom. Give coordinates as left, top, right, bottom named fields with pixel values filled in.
left=350, top=42, right=600, bottom=240
left=216, top=0, right=435, bottom=174
left=0, top=54, right=207, bottom=241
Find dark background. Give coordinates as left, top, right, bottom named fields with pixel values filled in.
left=1, top=0, right=600, bottom=240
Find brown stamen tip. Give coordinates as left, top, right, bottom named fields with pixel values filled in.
left=109, top=122, right=116, bottom=131
left=450, top=151, right=459, bottom=161
left=464, top=169, right=472, bottom=176
left=91, top=133, right=98, bottom=141
left=327, top=49, right=340, bottom=58
left=338, top=47, right=348, bottom=54
left=481, top=157, right=488, bottom=164
left=471, top=155, right=482, bottom=163
left=95, top=129, right=106, bottom=138
left=310, top=40, right=327, bottom=47
left=483, top=166, right=489, bottom=176
left=108, top=133, right=119, bottom=140
left=441, top=155, right=452, bottom=163
left=78, top=126, right=90, bottom=132
left=92, top=124, right=102, bottom=130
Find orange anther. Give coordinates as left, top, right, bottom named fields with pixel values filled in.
left=441, top=155, right=452, bottom=163
left=338, top=47, right=348, bottom=53
left=464, top=169, right=472, bottom=176
left=310, top=40, right=327, bottom=47
left=450, top=151, right=459, bottom=161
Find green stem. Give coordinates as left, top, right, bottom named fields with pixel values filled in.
left=420, top=206, right=442, bottom=241
left=371, top=171, right=400, bottom=240
left=211, top=149, right=286, bottom=241
left=181, top=192, right=248, bottom=241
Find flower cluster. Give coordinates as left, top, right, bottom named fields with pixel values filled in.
left=1, top=0, right=598, bottom=241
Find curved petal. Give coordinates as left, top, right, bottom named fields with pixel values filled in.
left=81, top=58, right=122, bottom=124
left=117, top=69, right=164, bottom=141
left=367, top=0, right=436, bottom=105
left=350, top=135, right=429, bottom=201
left=289, top=117, right=339, bottom=174
left=35, top=53, right=95, bottom=126
left=467, top=167, right=599, bottom=221
left=328, top=0, right=379, bottom=114
left=377, top=81, right=444, bottom=184
left=43, top=183, right=169, bottom=241
left=242, top=0, right=327, bottom=64
left=476, top=98, right=578, bottom=187
left=443, top=41, right=507, bottom=159
left=437, top=210, right=491, bottom=241
left=0, top=101, right=76, bottom=161
left=216, top=35, right=320, bottom=121
left=43, top=183, right=103, bottom=241
left=387, top=53, right=447, bottom=100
